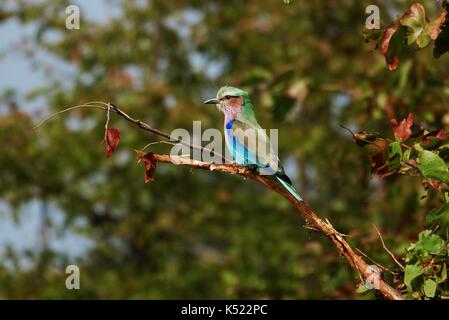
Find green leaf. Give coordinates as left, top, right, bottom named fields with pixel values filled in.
left=404, top=264, right=423, bottom=290
left=403, top=148, right=411, bottom=162
left=421, top=233, right=445, bottom=255
left=426, top=203, right=449, bottom=226
left=400, top=3, right=430, bottom=48
left=418, top=150, right=449, bottom=182
left=423, top=279, right=437, bottom=298
left=390, top=141, right=403, bottom=159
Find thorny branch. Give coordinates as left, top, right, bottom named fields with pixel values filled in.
left=35, top=102, right=404, bottom=300
left=151, top=154, right=404, bottom=300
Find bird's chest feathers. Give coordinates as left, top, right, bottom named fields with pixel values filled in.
left=222, top=96, right=244, bottom=119
left=223, top=103, right=241, bottom=143
left=224, top=119, right=235, bottom=143
left=225, top=119, right=235, bottom=130
left=223, top=103, right=241, bottom=120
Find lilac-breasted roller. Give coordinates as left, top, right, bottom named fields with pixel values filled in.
left=204, top=86, right=302, bottom=202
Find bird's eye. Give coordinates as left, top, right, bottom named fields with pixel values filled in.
left=224, top=95, right=231, bottom=99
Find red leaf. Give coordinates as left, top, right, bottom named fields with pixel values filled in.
left=379, top=171, right=395, bottom=180
left=422, top=129, right=447, bottom=143
left=137, top=150, right=158, bottom=183
left=381, top=20, right=400, bottom=71
left=391, top=113, right=414, bottom=141
left=421, top=129, right=447, bottom=150
left=370, top=151, right=395, bottom=179
left=422, top=178, right=442, bottom=192
left=371, top=151, right=386, bottom=174
left=430, top=179, right=441, bottom=191
left=436, top=129, right=447, bottom=140
left=105, top=128, right=121, bottom=158
left=427, top=11, right=447, bottom=40
left=408, top=159, right=417, bottom=167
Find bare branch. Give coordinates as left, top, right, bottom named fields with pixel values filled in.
left=104, top=103, right=111, bottom=141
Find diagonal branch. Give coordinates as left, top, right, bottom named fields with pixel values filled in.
left=150, top=154, right=404, bottom=300
left=35, top=101, right=404, bottom=300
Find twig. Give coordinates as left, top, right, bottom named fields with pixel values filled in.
left=140, top=140, right=178, bottom=151
left=356, top=248, right=397, bottom=275
left=340, top=124, right=357, bottom=139
left=104, top=103, right=111, bottom=141
left=33, top=102, right=107, bottom=129
left=373, top=224, right=405, bottom=270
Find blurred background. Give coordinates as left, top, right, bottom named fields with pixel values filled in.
left=0, top=0, right=448, bottom=299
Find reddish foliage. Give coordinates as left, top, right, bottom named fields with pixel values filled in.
left=369, top=140, right=395, bottom=179
left=422, top=129, right=446, bottom=144
left=422, top=179, right=442, bottom=192
left=390, top=113, right=414, bottom=141
left=137, top=151, right=158, bottom=183
left=436, top=130, right=447, bottom=140
left=370, top=151, right=386, bottom=174
left=352, top=132, right=394, bottom=178
left=426, top=129, right=446, bottom=141
left=430, top=179, right=441, bottom=191
left=422, top=129, right=447, bottom=147
left=408, top=159, right=418, bottom=168
left=428, top=11, right=448, bottom=40
left=105, top=128, right=121, bottom=158
left=352, top=131, right=372, bottom=147
left=381, top=20, right=400, bottom=71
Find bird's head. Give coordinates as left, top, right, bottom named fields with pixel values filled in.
left=204, top=86, right=249, bottom=116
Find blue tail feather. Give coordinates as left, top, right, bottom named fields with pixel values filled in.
left=275, top=174, right=303, bottom=202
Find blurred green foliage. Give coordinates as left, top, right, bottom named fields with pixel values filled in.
left=1, top=0, right=449, bottom=299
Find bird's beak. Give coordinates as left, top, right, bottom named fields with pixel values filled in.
left=203, top=98, right=220, bottom=105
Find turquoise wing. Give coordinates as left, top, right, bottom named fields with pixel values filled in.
left=225, top=117, right=303, bottom=202
left=226, top=119, right=280, bottom=174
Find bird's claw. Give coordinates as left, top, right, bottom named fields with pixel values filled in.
left=246, top=164, right=259, bottom=172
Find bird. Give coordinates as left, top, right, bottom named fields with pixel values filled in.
left=204, top=86, right=302, bottom=202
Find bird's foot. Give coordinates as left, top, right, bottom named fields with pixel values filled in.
left=245, top=164, right=259, bottom=172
